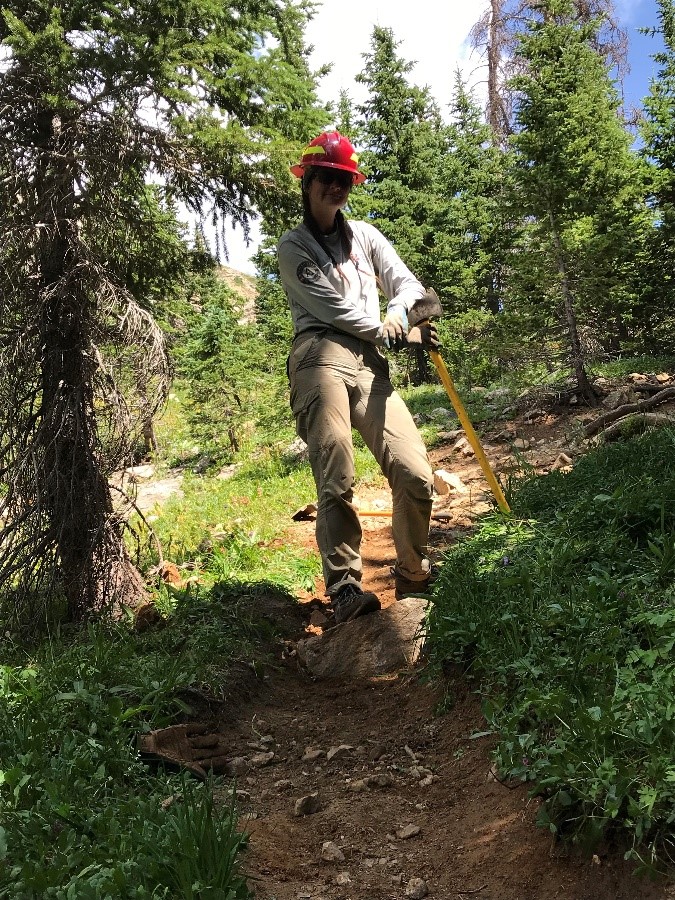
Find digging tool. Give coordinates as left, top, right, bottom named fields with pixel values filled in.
left=408, top=290, right=511, bottom=515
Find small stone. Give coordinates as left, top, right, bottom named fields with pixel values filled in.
left=309, top=610, right=328, bottom=627
left=193, top=454, right=213, bottom=473
left=250, top=752, right=275, bottom=767
left=225, top=757, right=249, bottom=776
left=302, top=748, right=325, bottom=762
left=274, top=779, right=293, bottom=791
left=409, top=766, right=433, bottom=781
left=438, top=429, right=462, bottom=441
left=513, top=437, right=528, bottom=450
left=285, top=437, right=308, bottom=460
left=321, top=841, right=345, bottom=862
left=335, top=872, right=351, bottom=885
left=326, top=744, right=354, bottom=761
left=551, top=452, right=573, bottom=471
left=396, top=824, right=421, bottom=840
left=656, top=372, right=671, bottom=383
left=126, top=464, right=155, bottom=480
left=349, top=773, right=394, bottom=792
left=294, top=793, right=321, bottom=816
left=405, top=877, right=429, bottom=898
left=433, top=469, right=467, bottom=496
left=523, top=408, right=547, bottom=422
left=430, top=407, right=452, bottom=419
left=603, top=388, right=633, bottom=409
left=217, top=463, right=241, bottom=480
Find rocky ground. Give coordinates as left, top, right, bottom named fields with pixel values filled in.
left=137, top=373, right=675, bottom=900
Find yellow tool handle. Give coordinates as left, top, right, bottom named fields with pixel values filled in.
left=429, top=350, right=511, bottom=515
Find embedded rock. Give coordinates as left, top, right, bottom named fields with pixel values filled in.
left=296, top=598, right=430, bottom=679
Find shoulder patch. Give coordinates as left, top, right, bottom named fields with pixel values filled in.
left=297, top=261, right=322, bottom=285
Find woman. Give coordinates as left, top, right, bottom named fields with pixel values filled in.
left=278, top=131, right=438, bottom=624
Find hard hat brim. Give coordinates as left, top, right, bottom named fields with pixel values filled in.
left=290, top=161, right=366, bottom=185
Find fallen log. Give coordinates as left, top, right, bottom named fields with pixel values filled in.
left=593, top=412, right=675, bottom=442
left=584, top=386, right=675, bottom=438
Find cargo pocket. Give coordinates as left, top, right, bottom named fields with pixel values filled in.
left=288, top=330, right=326, bottom=380
left=290, top=385, right=321, bottom=444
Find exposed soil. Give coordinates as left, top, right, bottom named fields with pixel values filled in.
left=149, top=376, right=675, bottom=899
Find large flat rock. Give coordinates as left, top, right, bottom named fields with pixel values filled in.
left=296, top=598, right=431, bottom=679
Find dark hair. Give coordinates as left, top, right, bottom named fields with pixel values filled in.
left=301, top=168, right=353, bottom=265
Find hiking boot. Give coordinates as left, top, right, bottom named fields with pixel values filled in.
left=331, top=584, right=381, bottom=624
left=392, top=564, right=439, bottom=601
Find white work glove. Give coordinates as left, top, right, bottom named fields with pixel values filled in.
left=381, top=306, right=408, bottom=351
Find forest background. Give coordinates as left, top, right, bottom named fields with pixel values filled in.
left=3, top=0, right=675, bottom=895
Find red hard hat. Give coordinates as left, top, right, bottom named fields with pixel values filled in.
left=290, top=131, right=366, bottom=185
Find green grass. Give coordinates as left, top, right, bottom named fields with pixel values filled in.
left=592, top=355, right=675, bottom=379
left=0, top=393, right=326, bottom=897
left=429, top=426, right=675, bottom=870
left=0, top=601, right=263, bottom=897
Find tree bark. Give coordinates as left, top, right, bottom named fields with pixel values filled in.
left=35, top=108, right=133, bottom=619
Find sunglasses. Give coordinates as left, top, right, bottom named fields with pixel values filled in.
left=314, top=169, right=354, bottom=189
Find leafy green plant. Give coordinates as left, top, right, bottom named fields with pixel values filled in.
left=428, top=426, right=675, bottom=868
left=153, top=783, right=249, bottom=899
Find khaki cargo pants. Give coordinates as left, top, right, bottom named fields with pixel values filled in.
left=289, top=329, right=433, bottom=595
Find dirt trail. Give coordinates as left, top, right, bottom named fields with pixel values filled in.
left=142, top=380, right=675, bottom=899
left=212, top=389, right=675, bottom=900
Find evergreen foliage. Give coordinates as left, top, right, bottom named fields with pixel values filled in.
left=432, top=74, right=514, bottom=316
left=509, top=0, right=647, bottom=400
left=0, top=0, right=325, bottom=627
left=355, top=26, right=448, bottom=292
left=639, top=0, right=675, bottom=353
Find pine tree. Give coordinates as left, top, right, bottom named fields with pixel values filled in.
left=510, top=0, right=645, bottom=402
left=470, top=0, right=627, bottom=143
left=639, top=0, right=675, bottom=351
left=355, top=26, right=448, bottom=292
left=431, top=73, right=513, bottom=316
left=0, top=0, right=324, bottom=627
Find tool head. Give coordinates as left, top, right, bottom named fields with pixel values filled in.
left=408, top=288, right=443, bottom=326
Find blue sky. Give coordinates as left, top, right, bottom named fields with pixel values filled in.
left=622, top=0, right=663, bottom=111
left=224, top=0, right=667, bottom=272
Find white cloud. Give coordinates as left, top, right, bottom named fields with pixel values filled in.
left=305, top=2, right=482, bottom=115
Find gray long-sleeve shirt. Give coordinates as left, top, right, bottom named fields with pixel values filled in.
left=278, top=219, right=425, bottom=344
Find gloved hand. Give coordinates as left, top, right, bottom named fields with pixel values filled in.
left=406, top=321, right=440, bottom=351
left=381, top=307, right=408, bottom=351
left=138, top=723, right=233, bottom=779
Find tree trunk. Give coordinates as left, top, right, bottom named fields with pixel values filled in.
left=547, top=206, right=598, bottom=406
left=35, top=109, right=137, bottom=619
left=487, top=0, right=506, bottom=142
